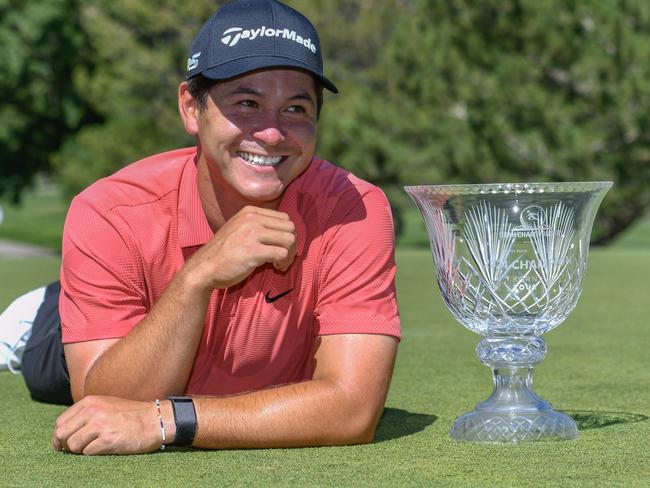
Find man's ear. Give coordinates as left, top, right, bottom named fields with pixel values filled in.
left=178, top=81, right=200, bottom=135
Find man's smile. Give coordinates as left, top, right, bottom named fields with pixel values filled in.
left=236, top=151, right=286, bottom=167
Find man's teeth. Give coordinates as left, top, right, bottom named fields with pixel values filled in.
left=237, top=152, right=283, bottom=166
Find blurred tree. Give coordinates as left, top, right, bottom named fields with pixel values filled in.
left=3, top=0, right=648, bottom=243
left=0, top=0, right=96, bottom=202
left=54, top=0, right=222, bottom=198
left=313, top=0, right=650, bottom=244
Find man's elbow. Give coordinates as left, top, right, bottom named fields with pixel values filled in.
left=333, top=399, right=384, bottom=445
left=349, top=419, right=379, bottom=445
left=326, top=380, right=393, bottom=445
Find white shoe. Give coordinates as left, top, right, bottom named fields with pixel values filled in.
left=0, top=286, right=46, bottom=374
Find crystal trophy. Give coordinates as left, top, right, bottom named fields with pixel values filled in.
left=404, top=182, right=612, bottom=442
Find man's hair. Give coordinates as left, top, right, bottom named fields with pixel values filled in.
left=186, top=74, right=324, bottom=118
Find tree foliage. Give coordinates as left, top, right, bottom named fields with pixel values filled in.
left=1, top=0, right=649, bottom=243
left=54, top=0, right=220, bottom=196
left=310, top=0, right=650, bottom=244
left=0, top=0, right=95, bottom=202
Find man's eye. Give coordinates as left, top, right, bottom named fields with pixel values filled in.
left=239, top=100, right=258, bottom=108
left=286, top=105, right=306, bottom=113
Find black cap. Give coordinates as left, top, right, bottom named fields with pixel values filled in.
left=186, top=0, right=338, bottom=93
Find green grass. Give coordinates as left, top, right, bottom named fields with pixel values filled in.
left=0, top=181, right=68, bottom=252
left=1, top=247, right=649, bottom=487
left=610, top=216, right=650, bottom=248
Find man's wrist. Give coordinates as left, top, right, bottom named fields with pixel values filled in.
left=159, top=400, right=176, bottom=445
left=174, top=265, right=215, bottom=300
left=167, top=396, right=197, bottom=447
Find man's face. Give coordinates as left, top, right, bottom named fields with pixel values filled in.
left=191, top=69, right=318, bottom=209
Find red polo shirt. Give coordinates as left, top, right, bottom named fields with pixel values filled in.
left=60, top=147, right=400, bottom=395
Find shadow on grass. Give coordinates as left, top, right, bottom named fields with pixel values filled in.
left=374, top=408, right=437, bottom=442
left=562, top=410, right=648, bottom=430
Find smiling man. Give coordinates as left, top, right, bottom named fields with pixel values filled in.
left=29, top=0, right=401, bottom=455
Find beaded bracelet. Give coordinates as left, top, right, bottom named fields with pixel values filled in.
left=155, top=399, right=166, bottom=451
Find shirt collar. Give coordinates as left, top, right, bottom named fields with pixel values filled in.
left=178, top=151, right=213, bottom=249
left=278, top=173, right=307, bottom=257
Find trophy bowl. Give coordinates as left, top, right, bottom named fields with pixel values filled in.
left=404, top=182, right=612, bottom=443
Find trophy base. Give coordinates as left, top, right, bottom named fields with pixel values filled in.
left=450, top=408, right=578, bottom=443
left=450, top=338, right=579, bottom=443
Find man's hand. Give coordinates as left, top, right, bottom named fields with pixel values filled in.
left=52, top=396, right=165, bottom=455
left=185, top=206, right=297, bottom=292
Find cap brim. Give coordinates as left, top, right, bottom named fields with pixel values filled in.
left=193, top=56, right=338, bottom=94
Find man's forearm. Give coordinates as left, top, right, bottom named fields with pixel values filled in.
left=53, top=375, right=383, bottom=455
left=176, top=335, right=397, bottom=449
left=186, top=376, right=385, bottom=449
left=81, top=272, right=211, bottom=400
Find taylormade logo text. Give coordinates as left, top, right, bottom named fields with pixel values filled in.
left=221, top=26, right=317, bottom=53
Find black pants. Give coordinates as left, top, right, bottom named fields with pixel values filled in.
left=22, top=281, right=74, bottom=405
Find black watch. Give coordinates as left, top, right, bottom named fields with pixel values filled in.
left=167, top=396, right=197, bottom=447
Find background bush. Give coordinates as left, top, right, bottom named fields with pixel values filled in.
left=1, top=0, right=649, bottom=244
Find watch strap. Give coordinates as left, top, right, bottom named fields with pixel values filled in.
left=167, top=396, right=197, bottom=447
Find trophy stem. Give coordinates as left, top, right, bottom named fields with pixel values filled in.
left=477, top=367, right=550, bottom=413
left=450, top=336, right=578, bottom=443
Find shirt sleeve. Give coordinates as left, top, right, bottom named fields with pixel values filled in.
left=314, top=185, right=401, bottom=339
left=59, top=195, right=148, bottom=344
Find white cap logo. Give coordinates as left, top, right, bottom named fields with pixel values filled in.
left=221, top=26, right=317, bottom=53
left=221, top=28, right=243, bottom=47
left=187, top=52, right=201, bottom=71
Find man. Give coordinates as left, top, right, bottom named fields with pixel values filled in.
left=5, top=0, right=400, bottom=455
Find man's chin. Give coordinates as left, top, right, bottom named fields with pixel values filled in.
left=238, top=187, right=285, bottom=208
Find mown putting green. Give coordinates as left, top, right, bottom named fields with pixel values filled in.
left=1, top=246, right=648, bottom=487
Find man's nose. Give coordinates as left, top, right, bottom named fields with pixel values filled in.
left=252, top=112, right=287, bottom=146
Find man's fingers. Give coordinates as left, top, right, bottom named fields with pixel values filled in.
left=273, top=256, right=294, bottom=272
left=239, top=205, right=291, bottom=220
left=53, top=397, right=109, bottom=453
left=236, top=210, right=297, bottom=270
left=52, top=399, right=85, bottom=427
left=54, top=419, right=97, bottom=454
left=258, top=228, right=296, bottom=249
left=188, top=205, right=299, bottom=289
left=236, top=206, right=292, bottom=229
left=256, top=226, right=297, bottom=272
left=52, top=435, right=62, bottom=452
left=65, top=427, right=100, bottom=454
left=53, top=403, right=89, bottom=452
left=273, top=234, right=297, bottom=272
left=237, top=208, right=295, bottom=234
left=263, top=215, right=295, bottom=233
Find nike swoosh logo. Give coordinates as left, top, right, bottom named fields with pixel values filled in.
left=265, top=288, right=293, bottom=303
